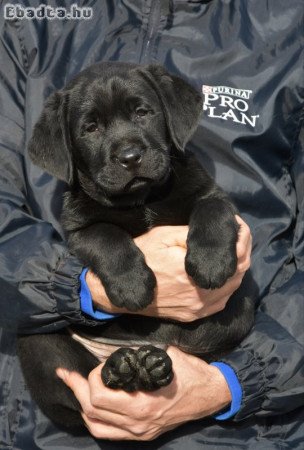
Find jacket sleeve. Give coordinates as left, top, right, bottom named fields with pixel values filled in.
left=0, top=20, right=98, bottom=334
left=221, top=119, right=304, bottom=419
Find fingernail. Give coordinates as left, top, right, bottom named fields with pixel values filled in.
left=56, top=368, right=68, bottom=381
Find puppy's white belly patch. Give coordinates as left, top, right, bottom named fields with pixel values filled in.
left=68, top=328, right=167, bottom=363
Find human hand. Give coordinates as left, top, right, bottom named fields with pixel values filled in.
left=87, top=215, right=251, bottom=322
left=56, top=346, right=231, bottom=441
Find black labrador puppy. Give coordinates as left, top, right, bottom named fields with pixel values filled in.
left=18, top=62, right=255, bottom=428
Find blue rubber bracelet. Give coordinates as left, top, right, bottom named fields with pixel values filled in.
left=79, top=268, right=121, bottom=320
left=210, top=362, right=242, bottom=420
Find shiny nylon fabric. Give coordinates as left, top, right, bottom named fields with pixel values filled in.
left=0, top=0, right=304, bottom=448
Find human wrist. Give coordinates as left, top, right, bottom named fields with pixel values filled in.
left=205, top=364, right=232, bottom=415
left=81, top=269, right=122, bottom=315
left=184, top=361, right=232, bottom=420
left=210, top=362, right=242, bottom=420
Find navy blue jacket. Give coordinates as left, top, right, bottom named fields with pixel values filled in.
left=0, top=1, right=304, bottom=448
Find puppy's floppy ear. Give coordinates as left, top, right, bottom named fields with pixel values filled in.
left=141, top=65, right=203, bottom=151
left=28, top=91, right=75, bottom=185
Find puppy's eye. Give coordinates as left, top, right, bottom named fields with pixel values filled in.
left=135, top=107, right=149, bottom=117
left=85, top=122, right=98, bottom=133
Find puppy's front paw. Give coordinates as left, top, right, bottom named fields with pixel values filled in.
left=185, top=242, right=237, bottom=289
left=105, top=265, right=156, bottom=311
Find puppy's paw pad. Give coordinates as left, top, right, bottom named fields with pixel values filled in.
left=136, top=346, right=173, bottom=390
left=101, top=348, right=138, bottom=391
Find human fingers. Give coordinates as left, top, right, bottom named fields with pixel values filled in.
left=56, top=366, right=127, bottom=415
left=135, top=225, right=189, bottom=250
left=197, top=269, right=245, bottom=317
left=86, top=366, right=151, bottom=415
left=235, top=215, right=252, bottom=273
left=56, top=367, right=150, bottom=435
left=82, top=368, right=173, bottom=440
left=56, top=368, right=109, bottom=421
left=82, top=415, right=165, bottom=441
left=56, top=368, right=152, bottom=439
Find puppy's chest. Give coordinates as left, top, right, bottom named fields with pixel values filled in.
left=63, top=191, right=192, bottom=237
left=98, top=200, right=191, bottom=236
left=143, top=200, right=191, bottom=230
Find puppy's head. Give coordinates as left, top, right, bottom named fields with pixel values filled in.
left=29, top=63, right=202, bottom=206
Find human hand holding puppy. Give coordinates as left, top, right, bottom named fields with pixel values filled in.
left=57, top=216, right=251, bottom=439
left=86, top=215, right=251, bottom=322
left=57, top=346, right=232, bottom=441
left=63, top=215, right=254, bottom=436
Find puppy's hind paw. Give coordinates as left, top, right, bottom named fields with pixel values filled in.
left=101, top=346, right=173, bottom=392
left=136, top=345, right=173, bottom=390
left=101, top=348, right=138, bottom=391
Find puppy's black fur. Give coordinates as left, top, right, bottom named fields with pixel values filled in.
left=18, top=62, right=255, bottom=428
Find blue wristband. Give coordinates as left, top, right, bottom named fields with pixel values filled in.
left=79, top=268, right=121, bottom=320
left=210, top=362, right=242, bottom=420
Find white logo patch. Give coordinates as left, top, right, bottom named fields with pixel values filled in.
left=202, top=85, right=259, bottom=127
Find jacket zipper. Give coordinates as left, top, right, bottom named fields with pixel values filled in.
left=140, top=0, right=170, bottom=63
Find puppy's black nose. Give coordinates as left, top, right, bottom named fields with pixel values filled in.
left=117, top=148, right=142, bottom=169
